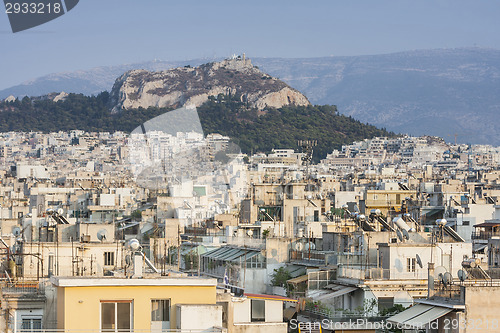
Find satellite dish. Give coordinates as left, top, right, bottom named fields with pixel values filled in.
left=443, top=272, right=452, bottom=285
left=358, top=214, right=366, bottom=220
left=57, top=208, right=64, bottom=215
left=415, top=254, right=423, bottom=268
left=402, top=229, right=410, bottom=240
left=46, top=208, right=54, bottom=215
left=295, top=242, right=304, bottom=251
left=128, top=238, right=141, bottom=251
left=457, top=269, right=468, bottom=282
left=304, top=242, right=316, bottom=251
left=247, top=229, right=253, bottom=236
left=435, top=266, right=447, bottom=279
left=12, top=226, right=21, bottom=237
left=396, top=229, right=403, bottom=242
left=97, top=229, right=108, bottom=241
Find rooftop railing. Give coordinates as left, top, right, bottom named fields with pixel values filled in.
left=13, top=329, right=225, bottom=333
left=289, top=250, right=325, bottom=263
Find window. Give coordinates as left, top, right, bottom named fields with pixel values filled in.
left=101, top=301, right=132, bottom=332
left=151, top=299, right=170, bottom=322
left=251, top=299, right=265, bottom=322
left=104, top=252, right=115, bottom=266
left=314, top=210, right=319, bottom=222
left=462, top=220, right=470, bottom=226
left=378, top=297, right=394, bottom=311
left=407, top=258, right=416, bottom=272
left=21, top=318, right=42, bottom=331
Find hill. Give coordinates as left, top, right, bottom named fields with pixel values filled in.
left=109, top=56, right=309, bottom=112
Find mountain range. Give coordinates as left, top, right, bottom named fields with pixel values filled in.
left=2, top=48, right=499, bottom=145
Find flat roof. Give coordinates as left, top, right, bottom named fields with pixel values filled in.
left=51, top=276, right=217, bottom=287
left=244, top=293, right=298, bottom=303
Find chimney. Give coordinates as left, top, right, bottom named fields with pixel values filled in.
left=428, top=262, right=435, bottom=298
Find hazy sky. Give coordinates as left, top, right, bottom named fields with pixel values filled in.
left=1, top=0, right=499, bottom=90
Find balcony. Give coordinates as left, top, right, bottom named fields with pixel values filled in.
left=472, top=231, right=500, bottom=240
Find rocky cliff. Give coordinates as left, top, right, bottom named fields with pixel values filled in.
left=109, top=56, right=310, bottom=112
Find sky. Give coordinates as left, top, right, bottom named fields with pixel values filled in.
left=1, top=0, right=500, bottom=90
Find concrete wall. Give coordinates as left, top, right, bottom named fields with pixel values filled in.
left=243, top=269, right=268, bottom=294
left=464, top=286, right=500, bottom=333
left=264, top=300, right=283, bottom=322
left=176, top=304, right=222, bottom=330
left=22, top=242, right=125, bottom=278
left=233, top=299, right=250, bottom=323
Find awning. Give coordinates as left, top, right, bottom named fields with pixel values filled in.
left=473, top=243, right=488, bottom=252
left=404, top=306, right=452, bottom=328
left=388, top=304, right=433, bottom=325
left=423, top=208, right=444, bottom=217
left=287, top=265, right=307, bottom=278
left=283, top=307, right=297, bottom=321
left=287, top=274, right=308, bottom=284
left=202, top=246, right=261, bottom=262
left=314, top=285, right=357, bottom=301
left=474, top=222, right=500, bottom=228
left=387, top=304, right=452, bottom=329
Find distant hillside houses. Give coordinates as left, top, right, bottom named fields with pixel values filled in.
left=321, top=135, right=500, bottom=171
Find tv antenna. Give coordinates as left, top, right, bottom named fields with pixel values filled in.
left=298, top=140, right=317, bottom=179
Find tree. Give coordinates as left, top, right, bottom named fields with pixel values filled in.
left=270, top=267, right=292, bottom=287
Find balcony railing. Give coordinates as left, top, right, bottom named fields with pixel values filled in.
left=290, top=250, right=325, bottom=263
left=472, top=231, right=500, bottom=240
left=431, top=285, right=463, bottom=303
left=2, top=281, right=45, bottom=294
left=337, top=266, right=427, bottom=281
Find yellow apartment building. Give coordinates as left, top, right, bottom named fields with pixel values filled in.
left=51, top=276, right=221, bottom=332
left=364, top=189, right=417, bottom=215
